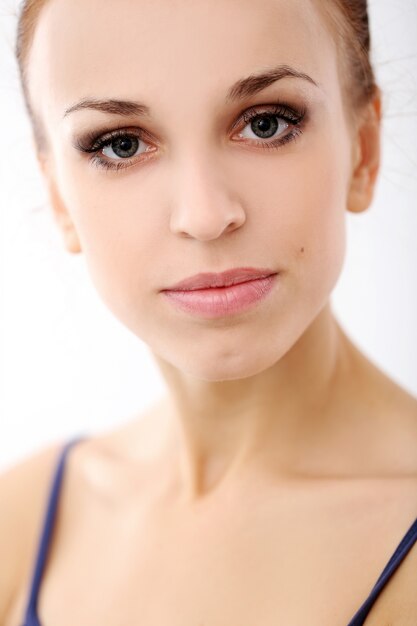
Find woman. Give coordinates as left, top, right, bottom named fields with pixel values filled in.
left=1, top=0, right=417, bottom=624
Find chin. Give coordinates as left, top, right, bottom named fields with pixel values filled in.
left=166, top=343, right=288, bottom=382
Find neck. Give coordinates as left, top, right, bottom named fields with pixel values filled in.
left=153, top=302, right=359, bottom=502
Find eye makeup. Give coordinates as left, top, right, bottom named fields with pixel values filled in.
left=71, top=100, right=308, bottom=172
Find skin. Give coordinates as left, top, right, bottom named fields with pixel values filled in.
left=5, top=0, right=417, bottom=624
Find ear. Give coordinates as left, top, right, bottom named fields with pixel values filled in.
left=346, top=87, right=382, bottom=214
left=37, top=154, right=82, bottom=254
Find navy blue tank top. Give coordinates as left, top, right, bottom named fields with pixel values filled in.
left=21, top=436, right=417, bottom=626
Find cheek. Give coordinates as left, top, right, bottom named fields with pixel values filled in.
left=248, top=134, right=350, bottom=302
left=54, top=159, right=161, bottom=318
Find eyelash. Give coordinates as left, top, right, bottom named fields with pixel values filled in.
left=73, top=102, right=307, bottom=172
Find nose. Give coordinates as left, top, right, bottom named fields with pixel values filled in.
left=169, top=155, right=246, bottom=241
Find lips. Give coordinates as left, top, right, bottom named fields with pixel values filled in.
left=163, top=267, right=278, bottom=291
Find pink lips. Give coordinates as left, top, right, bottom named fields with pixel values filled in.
left=164, top=267, right=277, bottom=290
left=161, top=267, right=279, bottom=318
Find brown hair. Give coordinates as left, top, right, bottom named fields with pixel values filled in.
left=15, top=0, right=379, bottom=153
left=316, top=0, right=379, bottom=120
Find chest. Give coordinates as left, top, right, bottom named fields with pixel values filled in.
left=13, top=490, right=417, bottom=626
left=11, top=466, right=417, bottom=626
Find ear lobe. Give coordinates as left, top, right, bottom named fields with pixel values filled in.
left=37, top=153, right=82, bottom=254
left=346, top=89, right=382, bottom=215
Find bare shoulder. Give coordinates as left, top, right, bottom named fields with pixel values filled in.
left=364, top=533, right=417, bottom=625
left=0, top=440, right=68, bottom=623
left=349, top=332, right=417, bottom=471
left=361, top=363, right=417, bottom=622
left=0, top=406, right=168, bottom=624
left=386, top=543, right=417, bottom=623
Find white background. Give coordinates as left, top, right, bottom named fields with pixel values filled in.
left=1, top=0, right=416, bottom=471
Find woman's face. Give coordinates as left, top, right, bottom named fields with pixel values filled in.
left=27, top=0, right=356, bottom=381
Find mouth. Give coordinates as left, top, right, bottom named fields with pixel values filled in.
left=161, top=268, right=280, bottom=319
left=162, top=267, right=278, bottom=291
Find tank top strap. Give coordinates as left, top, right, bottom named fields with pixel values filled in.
left=346, top=515, right=417, bottom=625
left=22, top=435, right=88, bottom=624
left=20, top=440, right=417, bottom=626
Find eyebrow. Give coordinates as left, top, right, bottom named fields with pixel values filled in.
left=63, top=64, right=319, bottom=118
left=226, top=64, right=319, bottom=102
left=63, top=98, right=150, bottom=118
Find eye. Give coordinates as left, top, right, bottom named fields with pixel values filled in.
left=238, top=113, right=288, bottom=141
left=73, top=127, right=156, bottom=171
left=231, top=103, right=307, bottom=150
left=101, top=134, right=149, bottom=160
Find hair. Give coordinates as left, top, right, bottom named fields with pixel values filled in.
left=15, top=0, right=380, bottom=154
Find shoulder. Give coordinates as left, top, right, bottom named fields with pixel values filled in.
left=0, top=440, right=66, bottom=624
left=351, top=332, right=417, bottom=472
left=0, top=412, right=164, bottom=624
left=386, top=538, right=417, bottom=621
left=365, top=526, right=417, bottom=624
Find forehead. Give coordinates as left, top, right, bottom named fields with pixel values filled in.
left=28, top=0, right=337, bottom=125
